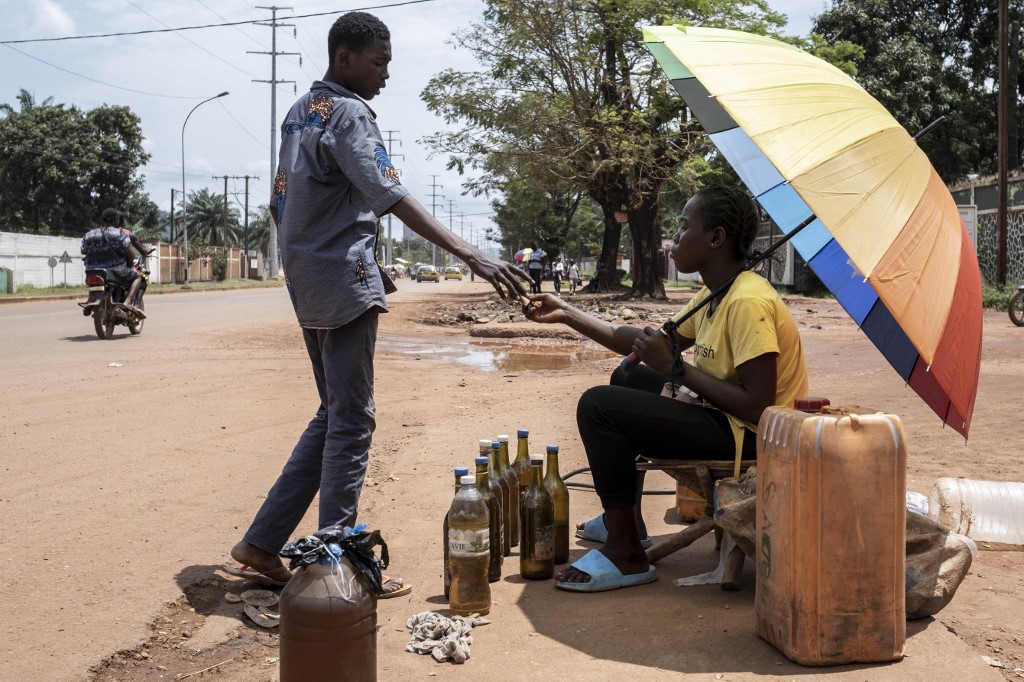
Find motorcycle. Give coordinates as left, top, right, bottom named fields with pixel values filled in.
left=1011, top=284, right=1024, bottom=327
left=78, top=258, right=149, bottom=339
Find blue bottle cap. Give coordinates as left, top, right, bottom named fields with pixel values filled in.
left=474, top=456, right=489, bottom=465
left=517, top=429, right=529, bottom=437
left=546, top=444, right=559, bottom=452
left=491, top=441, right=500, bottom=449
left=454, top=466, right=469, bottom=476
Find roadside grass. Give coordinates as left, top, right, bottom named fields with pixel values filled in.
left=2, top=278, right=284, bottom=299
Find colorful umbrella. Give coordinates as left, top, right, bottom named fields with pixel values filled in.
left=514, top=248, right=533, bottom=262
left=643, top=25, right=982, bottom=438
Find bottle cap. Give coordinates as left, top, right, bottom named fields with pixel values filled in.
left=454, top=466, right=469, bottom=477
left=479, top=438, right=493, bottom=448
left=546, top=444, right=559, bottom=452
left=475, top=456, right=489, bottom=465
left=497, top=434, right=510, bottom=442
left=460, top=475, right=476, bottom=486
left=517, top=428, right=529, bottom=437
left=491, top=441, right=500, bottom=449
left=529, top=454, right=544, bottom=464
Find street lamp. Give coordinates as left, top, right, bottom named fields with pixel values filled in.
left=181, top=91, right=229, bottom=287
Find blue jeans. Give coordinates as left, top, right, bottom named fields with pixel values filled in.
left=243, top=308, right=379, bottom=553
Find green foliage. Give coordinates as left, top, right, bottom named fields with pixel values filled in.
left=211, top=250, right=228, bottom=281
left=421, top=0, right=786, bottom=297
left=810, top=0, right=1021, bottom=181
left=982, top=284, right=1014, bottom=311
left=0, top=90, right=151, bottom=234
left=180, top=188, right=241, bottom=247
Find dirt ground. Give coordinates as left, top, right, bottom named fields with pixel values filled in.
left=2, top=278, right=1022, bottom=681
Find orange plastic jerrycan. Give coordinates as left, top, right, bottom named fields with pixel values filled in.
left=755, top=404, right=907, bottom=666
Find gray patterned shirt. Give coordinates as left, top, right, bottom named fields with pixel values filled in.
left=272, top=80, right=409, bottom=328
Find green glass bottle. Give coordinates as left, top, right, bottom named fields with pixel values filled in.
left=520, top=454, right=555, bottom=580
left=475, top=455, right=502, bottom=582
left=490, top=440, right=512, bottom=557
left=443, top=466, right=470, bottom=599
left=497, top=434, right=520, bottom=548
left=511, top=428, right=532, bottom=506
left=543, top=444, right=570, bottom=564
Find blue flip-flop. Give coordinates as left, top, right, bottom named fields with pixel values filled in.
left=575, top=514, right=654, bottom=549
left=555, top=549, right=657, bottom=592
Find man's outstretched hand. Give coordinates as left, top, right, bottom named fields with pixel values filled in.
left=468, top=255, right=531, bottom=302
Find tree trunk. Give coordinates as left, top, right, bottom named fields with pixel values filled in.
left=595, top=204, right=623, bottom=292
left=627, top=196, right=666, bottom=299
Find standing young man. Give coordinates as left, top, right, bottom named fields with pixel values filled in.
left=228, top=11, right=529, bottom=592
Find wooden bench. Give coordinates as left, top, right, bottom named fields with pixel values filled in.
left=636, top=457, right=756, bottom=590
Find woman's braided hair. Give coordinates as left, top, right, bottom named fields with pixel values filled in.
left=693, top=184, right=760, bottom=260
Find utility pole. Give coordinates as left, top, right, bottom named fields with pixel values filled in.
left=170, top=188, right=177, bottom=243
left=382, top=130, right=403, bottom=266
left=445, top=199, right=457, bottom=268
left=216, top=175, right=261, bottom=277
left=429, top=175, right=444, bottom=267
left=211, top=175, right=230, bottom=246
left=251, top=6, right=299, bottom=279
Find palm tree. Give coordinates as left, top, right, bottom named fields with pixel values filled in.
left=181, top=188, right=240, bottom=246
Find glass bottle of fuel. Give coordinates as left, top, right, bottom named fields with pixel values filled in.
left=474, top=455, right=503, bottom=582
left=447, top=474, right=491, bottom=616
left=520, top=454, right=555, bottom=579
left=490, top=440, right=512, bottom=557
left=512, top=429, right=532, bottom=506
left=543, top=444, right=570, bottom=564
left=443, top=466, right=470, bottom=599
left=496, top=434, right=520, bottom=548
left=478, top=440, right=505, bottom=562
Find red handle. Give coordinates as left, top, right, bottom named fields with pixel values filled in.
left=619, top=352, right=640, bottom=371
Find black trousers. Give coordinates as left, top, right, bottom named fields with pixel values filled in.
left=576, top=365, right=754, bottom=509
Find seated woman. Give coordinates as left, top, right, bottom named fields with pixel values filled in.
left=523, top=184, right=808, bottom=592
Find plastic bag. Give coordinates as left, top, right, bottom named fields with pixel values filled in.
left=280, top=523, right=390, bottom=595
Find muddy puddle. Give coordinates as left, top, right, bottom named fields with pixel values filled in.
left=380, top=336, right=617, bottom=372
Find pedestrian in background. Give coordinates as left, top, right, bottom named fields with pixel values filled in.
left=567, top=259, right=581, bottom=295
left=553, top=256, right=564, bottom=296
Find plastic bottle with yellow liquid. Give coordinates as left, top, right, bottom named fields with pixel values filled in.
left=447, top=474, right=491, bottom=616
left=443, top=466, right=470, bottom=599
left=543, top=444, right=570, bottom=565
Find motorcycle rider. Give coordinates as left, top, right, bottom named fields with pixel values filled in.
left=81, top=208, right=146, bottom=317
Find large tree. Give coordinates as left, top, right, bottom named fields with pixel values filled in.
left=423, top=0, right=785, bottom=298
left=0, top=90, right=153, bottom=234
left=811, top=0, right=1024, bottom=181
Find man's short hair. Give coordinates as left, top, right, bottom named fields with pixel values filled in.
left=327, top=11, right=390, bottom=61
left=100, top=208, right=125, bottom=227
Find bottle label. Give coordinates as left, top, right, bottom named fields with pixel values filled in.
left=449, top=528, right=490, bottom=557
left=533, top=525, right=554, bottom=561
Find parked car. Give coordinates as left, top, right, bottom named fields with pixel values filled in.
left=444, top=266, right=463, bottom=281
left=416, top=265, right=440, bottom=283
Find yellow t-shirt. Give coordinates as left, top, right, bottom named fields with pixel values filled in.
left=675, top=271, right=809, bottom=447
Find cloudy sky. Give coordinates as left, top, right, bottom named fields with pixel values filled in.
left=0, top=0, right=826, bottom=246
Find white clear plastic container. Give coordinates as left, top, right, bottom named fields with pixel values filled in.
left=928, top=478, right=1024, bottom=545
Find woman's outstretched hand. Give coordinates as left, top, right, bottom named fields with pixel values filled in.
left=521, top=293, right=568, bottom=325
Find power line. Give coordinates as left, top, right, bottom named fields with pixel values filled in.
left=0, top=0, right=440, bottom=45
left=1, top=44, right=199, bottom=100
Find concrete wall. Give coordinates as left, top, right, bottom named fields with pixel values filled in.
left=0, top=231, right=258, bottom=292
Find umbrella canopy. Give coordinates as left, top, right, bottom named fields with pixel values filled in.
left=643, top=25, right=982, bottom=438
left=514, top=248, right=533, bottom=262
